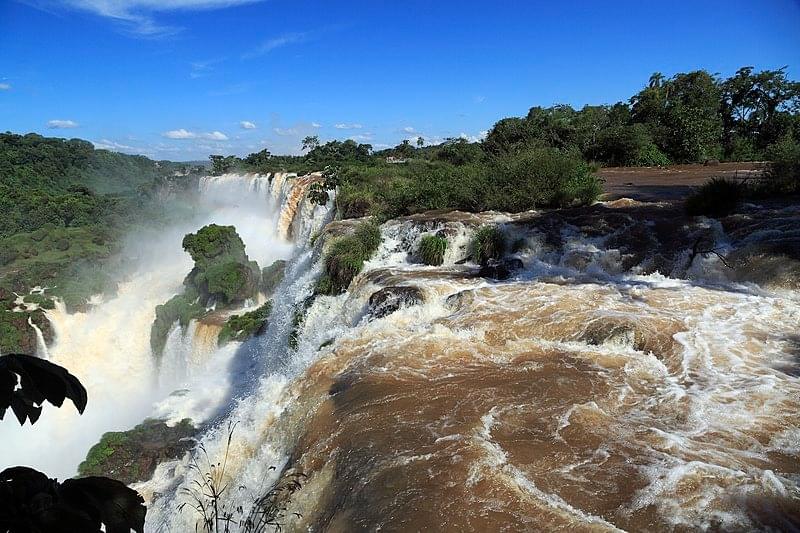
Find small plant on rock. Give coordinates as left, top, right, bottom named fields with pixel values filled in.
left=469, top=226, right=506, bottom=266
left=417, top=234, right=447, bottom=266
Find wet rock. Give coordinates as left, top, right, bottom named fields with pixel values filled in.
left=78, top=418, right=196, bottom=484
left=478, top=258, right=524, bottom=280
left=368, top=286, right=424, bottom=318
left=261, top=259, right=287, bottom=296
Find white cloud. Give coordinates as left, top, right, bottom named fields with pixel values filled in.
left=311, top=122, right=322, bottom=128
left=0, top=83, right=10, bottom=91
left=459, top=131, right=488, bottom=143
left=243, top=32, right=308, bottom=59
left=163, top=128, right=196, bottom=139
left=402, top=126, right=415, bottom=133
left=334, top=123, right=363, bottom=130
left=240, top=120, right=257, bottom=129
left=203, top=131, right=228, bottom=140
left=161, top=128, right=228, bottom=140
left=32, top=0, right=268, bottom=37
left=349, top=133, right=373, bottom=142
left=47, top=119, right=79, bottom=129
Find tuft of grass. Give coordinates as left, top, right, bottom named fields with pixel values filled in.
left=685, top=178, right=744, bottom=218
left=417, top=234, right=448, bottom=266
left=318, top=222, right=382, bottom=295
left=469, top=226, right=506, bottom=266
left=218, top=301, right=273, bottom=346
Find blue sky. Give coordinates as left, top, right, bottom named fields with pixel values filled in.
left=1, top=0, right=799, bottom=160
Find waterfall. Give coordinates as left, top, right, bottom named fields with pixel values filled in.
left=143, top=202, right=800, bottom=532
left=27, top=315, right=50, bottom=359
left=0, top=172, right=323, bottom=481
left=4, top=171, right=797, bottom=532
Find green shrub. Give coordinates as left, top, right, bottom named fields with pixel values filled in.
left=218, top=301, right=273, bottom=345
left=318, top=222, right=382, bottom=295
left=685, top=178, right=744, bottom=217
left=417, top=234, right=448, bottom=266
left=489, top=148, right=602, bottom=210
left=470, top=226, right=506, bottom=266
left=764, top=136, right=800, bottom=194
left=205, top=261, right=254, bottom=304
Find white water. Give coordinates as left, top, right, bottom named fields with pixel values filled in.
left=0, top=172, right=312, bottom=480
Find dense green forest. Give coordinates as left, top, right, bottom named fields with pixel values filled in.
left=0, top=133, right=203, bottom=352
left=212, top=66, right=799, bottom=220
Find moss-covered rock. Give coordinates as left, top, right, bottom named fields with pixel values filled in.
left=78, top=418, right=195, bottom=484
left=218, top=301, right=272, bottom=345
left=181, top=224, right=261, bottom=306
left=417, top=234, right=448, bottom=266
left=288, top=296, right=315, bottom=350
left=150, top=289, right=204, bottom=358
left=368, top=286, right=424, bottom=318
left=151, top=224, right=262, bottom=359
left=261, top=260, right=287, bottom=295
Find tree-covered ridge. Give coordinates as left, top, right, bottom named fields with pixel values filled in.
left=0, top=132, right=202, bottom=238
left=0, top=132, right=204, bottom=352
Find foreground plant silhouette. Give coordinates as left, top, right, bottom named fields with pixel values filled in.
left=179, top=422, right=306, bottom=532
left=0, top=353, right=87, bottom=425
left=1, top=353, right=148, bottom=531
left=0, top=466, right=146, bottom=533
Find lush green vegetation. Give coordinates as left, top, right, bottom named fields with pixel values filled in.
left=0, top=132, right=204, bottom=352
left=218, top=301, right=273, bottom=346
left=150, top=288, right=205, bottom=357
left=417, top=234, right=448, bottom=266
left=216, top=66, right=798, bottom=221
left=316, top=222, right=382, bottom=295
left=181, top=224, right=261, bottom=307
left=151, top=225, right=262, bottom=358
left=469, top=226, right=507, bottom=266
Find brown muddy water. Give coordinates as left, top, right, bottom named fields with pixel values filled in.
left=141, top=193, right=800, bottom=532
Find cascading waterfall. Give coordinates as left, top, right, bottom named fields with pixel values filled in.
left=0, top=172, right=321, bottom=482
left=3, top=171, right=798, bottom=531
left=144, top=199, right=799, bottom=531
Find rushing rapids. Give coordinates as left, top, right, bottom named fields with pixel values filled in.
left=2, top=173, right=798, bottom=531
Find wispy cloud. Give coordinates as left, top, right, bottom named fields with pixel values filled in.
left=243, top=31, right=308, bottom=59
left=0, top=83, right=10, bottom=91
left=27, top=0, right=268, bottom=37
left=311, top=122, right=322, bottom=128
left=473, top=95, right=486, bottom=104
left=334, top=123, right=363, bottom=130
left=240, top=120, right=257, bottom=129
left=162, top=128, right=228, bottom=140
left=190, top=58, right=224, bottom=78
left=401, top=126, right=415, bottom=133
left=47, top=119, right=79, bottom=129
